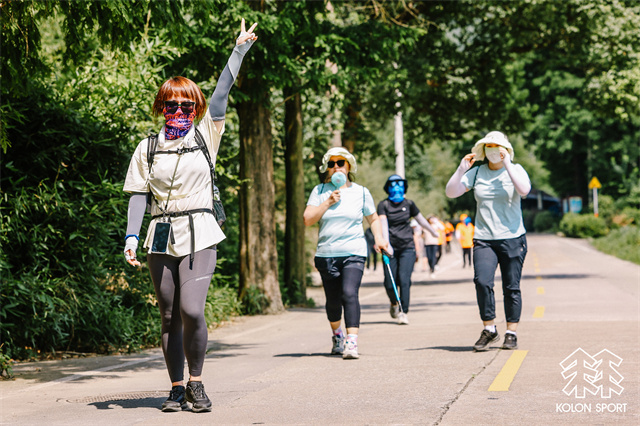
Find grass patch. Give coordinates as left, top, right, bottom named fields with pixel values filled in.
left=592, top=226, right=640, bottom=265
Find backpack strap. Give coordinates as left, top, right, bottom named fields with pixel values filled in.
left=472, top=165, right=480, bottom=189
left=193, top=128, right=216, bottom=187
left=147, top=133, right=159, bottom=172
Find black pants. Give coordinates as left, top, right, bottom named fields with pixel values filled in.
left=462, top=247, right=472, bottom=267
left=424, top=245, right=438, bottom=273
left=148, top=247, right=217, bottom=383
left=473, top=235, right=527, bottom=323
left=382, top=246, right=416, bottom=313
left=366, top=244, right=377, bottom=270
left=315, top=256, right=366, bottom=328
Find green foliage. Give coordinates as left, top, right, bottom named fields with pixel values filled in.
left=559, top=213, right=608, bottom=238
left=0, top=343, right=13, bottom=379
left=592, top=226, right=640, bottom=265
left=240, top=286, right=270, bottom=316
left=533, top=211, right=560, bottom=233
left=205, top=284, right=242, bottom=326
left=597, top=194, right=640, bottom=228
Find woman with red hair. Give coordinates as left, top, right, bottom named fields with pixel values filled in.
left=122, top=19, right=257, bottom=413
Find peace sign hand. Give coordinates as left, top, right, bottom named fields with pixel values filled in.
left=237, top=18, right=258, bottom=45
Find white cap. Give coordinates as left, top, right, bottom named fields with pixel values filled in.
left=471, top=131, right=514, bottom=161
left=319, top=147, right=358, bottom=174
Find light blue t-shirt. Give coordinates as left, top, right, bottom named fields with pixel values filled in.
left=307, top=182, right=376, bottom=257
left=461, top=164, right=529, bottom=240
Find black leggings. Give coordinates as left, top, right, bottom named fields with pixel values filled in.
left=147, top=247, right=217, bottom=383
left=314, top=256, right=366, bottom=328
left=463, top=247, right=472, bottom=267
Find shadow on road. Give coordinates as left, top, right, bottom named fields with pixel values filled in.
left=522, top=273, right=593, bottom=280
left=273, top=353, right=335, bottom=358
left=88, top=396, right=165, bottom=410
left=407, top=346, right=475, bottom=352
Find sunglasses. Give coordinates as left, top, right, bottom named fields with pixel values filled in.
left=390, top=181, right=404, bottom=187
left=164, top=101, right=196, bottom=114
left=327, top=159, right=346, bottom=168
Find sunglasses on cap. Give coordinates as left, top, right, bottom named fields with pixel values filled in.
left=164, top=101, right=196, bottom=114
left=327, top=159, right=346, bottom=168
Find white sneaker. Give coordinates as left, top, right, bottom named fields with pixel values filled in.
left=389, top=304, right=400, bottom=319
left=331, top=335, right=344, bottom=355
left=397, top=313, right=409, bottom=325
left=343, top=339, right=359, bottom=359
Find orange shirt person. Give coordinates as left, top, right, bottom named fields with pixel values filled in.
left=444, top=220, right=454, bottom=252
left=455, top=214, right=474, bottom=267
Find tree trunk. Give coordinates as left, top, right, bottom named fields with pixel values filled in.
left=284, top=86, right=306, bottom=305
left=237, top=77, right=284, bottom=314
left=342, top=98, right=361, bottom=153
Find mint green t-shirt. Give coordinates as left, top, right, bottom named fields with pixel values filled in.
left=461, top=164, right=529, bottom=240
left=307, top=182, right=376, bottom=257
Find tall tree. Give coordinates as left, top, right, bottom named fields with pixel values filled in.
left=283, top=84, right=306, bottom=304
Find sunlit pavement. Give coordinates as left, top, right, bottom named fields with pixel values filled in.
left=1, top=234, right=638, bottom=425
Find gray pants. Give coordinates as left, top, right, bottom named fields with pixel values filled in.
left=473, top=235, right=527, bottom=323
left=147, top=247, right=217, bottom=383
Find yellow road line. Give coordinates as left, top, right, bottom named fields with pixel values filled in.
left=488, top=350, right=529, bottom=391
left=536, top=286, right=545, bottom=295
left=533, top=306, right=545, bottom=318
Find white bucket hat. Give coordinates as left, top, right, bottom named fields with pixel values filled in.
left=319, top=147, right=358, bottom=174
left=471, top=131, right=515, bottom=161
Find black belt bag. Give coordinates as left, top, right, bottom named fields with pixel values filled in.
left=152, top=208, right=215, bottom=266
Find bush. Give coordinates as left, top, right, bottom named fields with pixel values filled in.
left=533, top=210, right=560, bottom=233
left=205, top=284, right=242, bottom=326
left=592, top=226, right=640, bottom=265
left=559, top=213, right=608, bottom=238
left=522, top=209, right=536, bottom=231
left=611, top=207, right=640, bottom=228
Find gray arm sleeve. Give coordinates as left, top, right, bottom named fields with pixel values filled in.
left=208, top=40, right=255, bottom=121
left=415, top=213, right=439, bottom=238
left=380, top=216, right=390, bottom=244
left=125, top=193, right=147, bottom=237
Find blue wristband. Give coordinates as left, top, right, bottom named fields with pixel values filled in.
left=125, top=234, right=139, bottom=242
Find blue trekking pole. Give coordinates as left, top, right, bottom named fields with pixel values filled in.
left=381, top=249, right=404, bottom=314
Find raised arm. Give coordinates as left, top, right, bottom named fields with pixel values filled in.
left=500, top=147, right=531, bottom=197
left=209, top=18, right=258, bottom=133
left=414, top=213, right=438, bottom=238
left=446, top=153, right=475, bottom=198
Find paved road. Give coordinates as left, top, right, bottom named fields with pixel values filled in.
left=1, top=234, right=638, bottom=425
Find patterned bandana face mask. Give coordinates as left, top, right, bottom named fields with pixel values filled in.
left=163, top=108, right=196, bottom=140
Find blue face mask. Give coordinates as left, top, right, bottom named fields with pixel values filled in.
left=331, top=171, right=347, bottom=188
left=388, top=182, right=405, bottom=203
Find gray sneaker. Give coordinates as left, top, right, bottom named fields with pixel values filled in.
left=389, top=304, right=400, bottom=319
left=502, top=333, right=518, bottom=350
left=161, top=385, right=187, bottom=412
left=397, top=312, right=409, bottom=325
left=185, top=381, right=212, bottom=413
left=343, top=339, right=359, bottom=359
left=473, top=329, right=500, bottom=352
left=331, top=335, right=344, bottom=355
